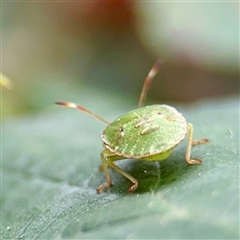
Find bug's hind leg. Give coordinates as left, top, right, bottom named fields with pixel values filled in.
left=96, top=149, right=138, bottom=194
left=185, top=123, right=209, bottom=165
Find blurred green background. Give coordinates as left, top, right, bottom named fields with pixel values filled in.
left=2, top=1, right=239, bottom=117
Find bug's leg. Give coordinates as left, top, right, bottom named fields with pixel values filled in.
left=192, top=138, right=209, bottom=146
left=106, top=160, right=139, bottom=193
left=185, top=123, right=204, bottom=164
left=96, top=150, right=114, bottom=193
left=96, top=149, right=138, bottom=193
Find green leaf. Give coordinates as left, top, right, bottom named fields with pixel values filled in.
left=1, top=94, right=239, bottom=239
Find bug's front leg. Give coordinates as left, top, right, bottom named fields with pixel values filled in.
left=96, top=150, right=113, bottom=194
left=96, top=149, right=138, bottom=193
left=185, top=123, right=208, bottom=165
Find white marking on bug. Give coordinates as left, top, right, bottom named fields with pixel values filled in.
left=140, top=125, right=160, bottom=135
left=135, top=117, right=153, bottom=128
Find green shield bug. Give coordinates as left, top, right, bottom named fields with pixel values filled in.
left=56, top=59, right=208, bottom=193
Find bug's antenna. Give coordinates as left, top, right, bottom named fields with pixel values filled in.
left=138, top=59, right=164, bottom=108
left=55, top=102, right=110, bottom=125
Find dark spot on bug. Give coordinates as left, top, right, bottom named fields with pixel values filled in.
left=112, top=127, right=124, bottom=145
left=119, top=127, right=124, bottom=136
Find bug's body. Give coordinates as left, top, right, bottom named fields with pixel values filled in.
left=56, top=59, right=208, bottom=193
left=102, top=105, right=187, bottom=160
